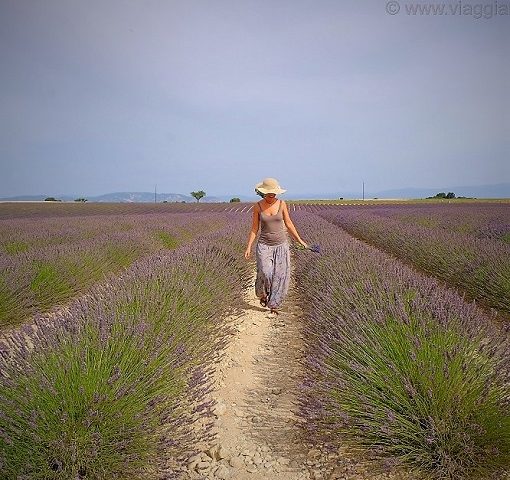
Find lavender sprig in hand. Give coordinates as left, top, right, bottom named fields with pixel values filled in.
left=294, top=242, right=321, bottom=254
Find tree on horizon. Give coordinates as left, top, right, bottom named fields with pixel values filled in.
left=191, top=190, right=206, bottom=202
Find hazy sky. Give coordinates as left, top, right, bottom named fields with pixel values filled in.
left=0, top=0, right=508, bottom=197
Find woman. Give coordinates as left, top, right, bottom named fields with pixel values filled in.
left=244, top=178, right=308, bottom=314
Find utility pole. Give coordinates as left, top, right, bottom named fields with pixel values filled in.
left=154, top=184, right=157, bottom=203
left=362, top=181, right=365, bottom=201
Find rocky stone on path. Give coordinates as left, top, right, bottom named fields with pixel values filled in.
left=186, top=451, right=216, bottom=473
left=216, top=445, right=228, bottom=460
left=205, top=446, right=216, bottom=460
left=307, top=448, right=321, bottom=459
left=187, top=454, right=202, bottom=470
left=328, top=465, right=349, bottom=479
left=213, top=464, right=230, bottom=479
left=311, top=469, right=324, bottom=480
left=205, top=444, right=228, bottom=461
left=213, top=401, right=227, bottom=417
left=228, top=455, right=244, bottom=468
left=195, top=460, right=211, bottom=473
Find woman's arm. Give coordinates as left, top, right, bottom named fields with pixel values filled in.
left=282, top=201, right=308, bottom=247
left=244, top=203, right=260, bottom=259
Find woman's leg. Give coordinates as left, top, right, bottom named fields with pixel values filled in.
left=266, top=242, right=291, bottom=311
left=255, top=242, right=273, bottom=304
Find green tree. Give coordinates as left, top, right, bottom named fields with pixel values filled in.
left=230, top=197, right=240, bottom=203
left=74, top=198, right=87, bottom=202
left=191, top=191, right=206, bottom=203
left=435, top=192, right=447, bottom=198
left=446, top=192, right=456, bottom=199
left=44, top=197, right=58, bottom=202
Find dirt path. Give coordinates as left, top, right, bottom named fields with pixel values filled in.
left=181, top=267, right=310, bottom=479
left=179, top=267, right=408, bottom=480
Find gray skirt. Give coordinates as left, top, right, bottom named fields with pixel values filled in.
left=255, top=241, right=291, bottom=310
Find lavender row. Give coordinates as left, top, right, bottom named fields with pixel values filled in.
left=0, top=218, right=251, bottom=479
left=355, top=203, right=510, bottom=243
left=0, top=212, right=226, bottom=257
left=0, top=213, right=230, bottom=329
left=292, top=211, right=510, bottom=480
left=318, top=209, right=510, bottom=314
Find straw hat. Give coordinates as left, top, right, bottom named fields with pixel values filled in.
left=255, top=177, right=287, bottom=195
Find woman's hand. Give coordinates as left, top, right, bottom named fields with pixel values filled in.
left=294, top=240, right=309, bottom=250
left=244, top=247, right=252, bottom=259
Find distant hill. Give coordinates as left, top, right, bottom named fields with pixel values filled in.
left=0, top=192, right=240, bottom=203
left=1, top=183, right=508, bottom=202
left=91, top=192, right=192, bottom=203
left=0, top=192, right=280, bottom=202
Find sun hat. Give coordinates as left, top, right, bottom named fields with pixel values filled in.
left=255, top=177, right=287, bottom=195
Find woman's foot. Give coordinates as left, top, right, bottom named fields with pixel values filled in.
left=259, top=296, right=267, bottom=307
left=269, top=308, right=279, bottom=315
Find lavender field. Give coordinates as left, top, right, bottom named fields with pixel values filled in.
left=0, top=202, right=509, bottom=480
left=318, top=204, right=510, bottom=315
left=0, top=212, right=233, bottom=328
left=356, top=203, right=510, bottom=243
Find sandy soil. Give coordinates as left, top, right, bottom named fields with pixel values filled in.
left=180, top=267, right=310, bottom=479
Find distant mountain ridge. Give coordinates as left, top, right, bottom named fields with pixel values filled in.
left=0, top=192, right=230, bottom=203
left=1, top=183, right=508, bottom=202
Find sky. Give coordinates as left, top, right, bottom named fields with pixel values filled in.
left=0, top=0, right=509, bottom=198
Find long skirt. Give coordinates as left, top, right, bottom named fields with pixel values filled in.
left=255, top=241, right=291, bottom=310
